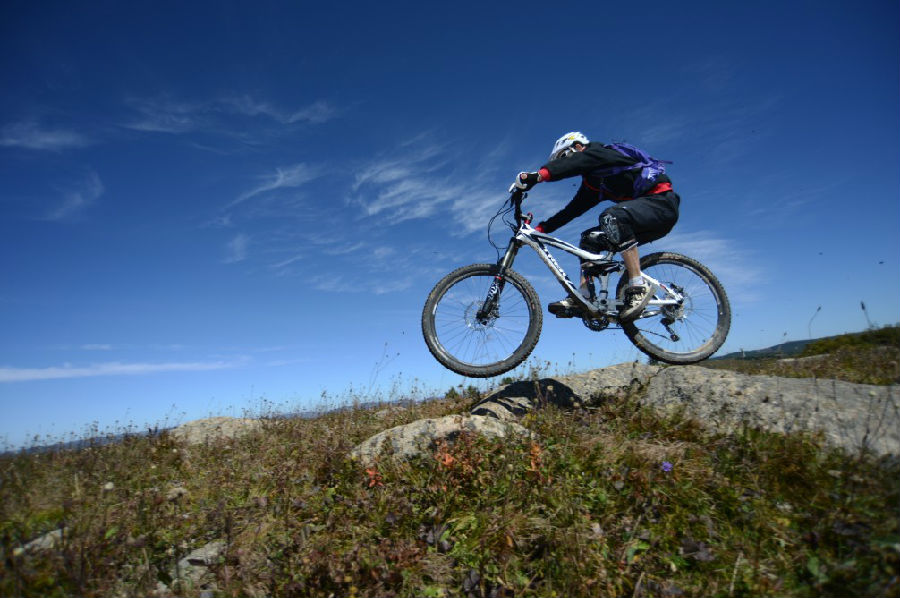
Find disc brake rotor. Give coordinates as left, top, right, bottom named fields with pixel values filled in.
left=465, top=301, right=497, bottom=329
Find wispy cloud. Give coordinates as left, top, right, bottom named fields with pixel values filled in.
left=46, top=171, right=104, bottom=221
left=352, top=145, right=445, bottom=191
left=0, top=121, right=91, bottom=151
left=663, top=230, right=763, bottom=300
left=679, top=57, right=736, bottom=92
left=308, top=273, right=413, bottom=295
left=229, top=163, right=322, bottom=208
left=0, top=360, right=242, bottom=383
left=82, top=344, right=113, bottom=351
left=222, top=135, right=509, bottom=292
left=269, top=254, right=305, bottom=271
left=202, top=214, right=234, bottom=229
left=222, top=97, right=338, bottom=124
left=743, top=178, right=846, bottom=226
left=351, top=141, right=505, bottom=231
left=622, top=88, right=780, bottom=165
left=287, top=100, right=337, bottom=124
left=224, top=233, right=250, bottom=263
left=124, top=97, right=200, bottom=133
left=124, top=96, right=338, bottom=134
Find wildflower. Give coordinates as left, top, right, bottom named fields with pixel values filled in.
left=661, top=461, right=673, bottom=473
left=365, top=467, right=384, bottom=488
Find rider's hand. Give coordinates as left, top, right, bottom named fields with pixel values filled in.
left=509, top=171, right=540, bottom=192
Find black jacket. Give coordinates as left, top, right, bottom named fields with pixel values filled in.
left=537, top=142, right=672, bottom=234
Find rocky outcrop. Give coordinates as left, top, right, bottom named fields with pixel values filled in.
left=173, top=539, right=226, bottom=590
left=471, top=363, right=659, bottom=421
left=12, top=527, right=68, bottom=557
left=472, top=363, right=899, bottom=457
left=350, top=414, right=531, bottom=466
left=642, top=366, right=900, bottom=456
left=170, top=417, right=262, bottom=445
left=349, top=361, right=900, bottom=464
left=154, top=539, right=227, bottom=597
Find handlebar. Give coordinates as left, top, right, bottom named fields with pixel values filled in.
left=508, top=189, right=524, bottom=224
left=507, top=189, right=534, bottom=228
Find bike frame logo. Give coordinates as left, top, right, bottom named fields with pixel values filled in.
left=486, top=276, right=502, bottom=301
left=537, top=242, right=575, bottom=287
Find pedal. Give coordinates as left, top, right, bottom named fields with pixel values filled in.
left=549, top=306, right=580, bottom=319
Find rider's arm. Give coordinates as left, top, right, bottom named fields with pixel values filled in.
left=540, top=144, right=634, bottom=181
left=536, top=182, right=602, bottom=234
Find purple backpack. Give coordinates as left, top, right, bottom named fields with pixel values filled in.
left=594, top=142, right=672, bottom=198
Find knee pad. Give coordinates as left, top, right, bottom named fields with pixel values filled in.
left=600, top=214, right=621, bottom=245
left=600, top=213, right=637, bottom=252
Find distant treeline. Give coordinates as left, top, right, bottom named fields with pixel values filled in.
left=714, top=325, right=899, bottom=361
left=801, top=325, right=900, bottom=357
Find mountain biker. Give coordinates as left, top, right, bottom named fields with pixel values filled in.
left=510, top=131, right=680, bottom=321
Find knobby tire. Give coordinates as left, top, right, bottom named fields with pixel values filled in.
left=421, top=264, right=542, bottom=378
left=617, top=252, right=731, bottom=364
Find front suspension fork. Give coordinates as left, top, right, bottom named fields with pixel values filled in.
left=476, top=239, right=520, bottom=322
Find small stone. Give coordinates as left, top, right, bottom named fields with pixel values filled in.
left=166, top=486, right=189, bottom=501
left=103, top=482, right=115, bottom=491
left=14, top=528, right=67, bottom=556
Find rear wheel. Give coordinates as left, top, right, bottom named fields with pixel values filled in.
left=617, top=252, right=730, bottom=364
left=422, top=264, right=542, bottom=378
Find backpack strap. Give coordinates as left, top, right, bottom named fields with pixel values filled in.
left=593, top=142, right=672, bottom=198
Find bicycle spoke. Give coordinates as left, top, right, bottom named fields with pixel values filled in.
left=430, top=271, right=535, bottom=368
left=625, top=256, right=728, bottom=360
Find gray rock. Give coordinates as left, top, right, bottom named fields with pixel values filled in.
left=472, top=362, right=659, bottom=420
left=471, top=361, right=899, bottom=456
left=350, top=414, right=531, bottom=466
left=166, top=486, right=189, bottom=502
left=556, top=362, right=661, bottom=402
left=12, top=527, right=67, bottom=557
left=171, top=416, right=261, bottom=445
left=352, top=361, right=899, bottom=465
left=172, top=539, right=226, bottom=591
left=642, top=366, right=900, bottom=456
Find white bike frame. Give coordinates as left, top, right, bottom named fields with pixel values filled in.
left=496, top=219, right=685, bottom=321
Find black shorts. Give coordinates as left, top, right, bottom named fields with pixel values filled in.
left=595, top=191, right=680, bottom=251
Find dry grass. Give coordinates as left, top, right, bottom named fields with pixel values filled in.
left=1, top=333, right=898, bottom=597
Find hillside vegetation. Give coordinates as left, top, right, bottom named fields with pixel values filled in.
left=1, top=331, right=898, bottom=597
left=700, top=326, right=899, bottom=386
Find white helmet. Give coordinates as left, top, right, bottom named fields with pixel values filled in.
left=549, top=131, right=589, bottom=160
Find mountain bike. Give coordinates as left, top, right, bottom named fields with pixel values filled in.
left=421, top=189, right=731, bottom=378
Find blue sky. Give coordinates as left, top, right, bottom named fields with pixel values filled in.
left=1, top=0, right=897, bottom=448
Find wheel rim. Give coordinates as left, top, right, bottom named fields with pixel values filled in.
left=431, top=272, right=534, bottom=368
left=629, top=260, right=723, bottom=356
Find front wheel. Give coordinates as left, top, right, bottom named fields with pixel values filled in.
left=422, top=264, right=542, bottom=378
left=617, top=252, right=731, bottom=364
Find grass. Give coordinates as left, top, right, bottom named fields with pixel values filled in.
left=1, top=332, right=898, bottom=597
left=700, top=326, right=900, bottom=386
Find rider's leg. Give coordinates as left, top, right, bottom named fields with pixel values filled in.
left=548, top=228, right=607, bottom=315
left=601, top=195, right=680, bottom=320
left=622, top=246, right=641, bottom=281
